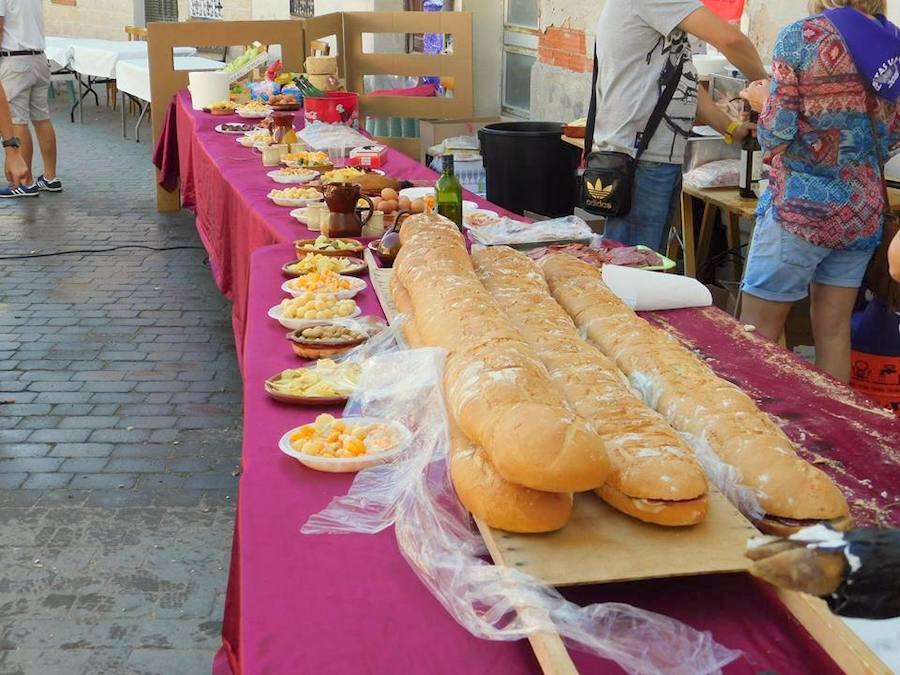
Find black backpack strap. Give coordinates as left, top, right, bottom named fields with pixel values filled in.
left=582, top=48, right=600, bottom=164
left=582, top=41, right=684, bottom=163
left=635, top=58, right=684, bottom=160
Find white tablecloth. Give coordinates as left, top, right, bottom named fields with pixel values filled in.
left=65, top=39, right=196, bottom=79
left=115, top=56, right=223, bottom=103
left=45, top=36, right=74, bottom=68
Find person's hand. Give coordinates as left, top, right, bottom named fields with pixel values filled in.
left=5, top=148, right=27, bottom=187
left=731, top=122, right=757, bottom=144
left=740, top=78, right=770, bottom=113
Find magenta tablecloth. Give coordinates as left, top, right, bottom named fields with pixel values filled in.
left=214, top=242, right=849, bottom=675
left=165, top=91, right=505, bottom=362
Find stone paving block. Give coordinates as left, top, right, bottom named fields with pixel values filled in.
left=49, top=442, right=113, bottom=458
left=29, top=429, right=91, bottom=443
left=0, top=457, right=64, bottom=473
left=0, top=474, right=27, bottom=489
left=0, top=443, right=51, bottom=458
left=59, top=415, right=120, bottom=429
left=59, top=458, right=109, bottom=474
left=71, top=473, right=138, bottom=489
left=88, top=429, right=150, bottom=443
left=20, top=473, right=74, bottom=490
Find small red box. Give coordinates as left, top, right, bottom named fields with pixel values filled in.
left=349, top=144, right=389, bottom=169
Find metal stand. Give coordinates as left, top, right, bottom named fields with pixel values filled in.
left=121, top=90, right=150, bottom=142
left=71, top=73, right=111, bottom=124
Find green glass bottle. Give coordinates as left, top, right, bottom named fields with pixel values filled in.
left=436, top=154, right=463, bottom=229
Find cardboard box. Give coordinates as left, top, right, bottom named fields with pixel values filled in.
left=419, top=116, right=502, bottom=164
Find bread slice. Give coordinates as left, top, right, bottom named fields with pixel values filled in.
left=393, top=214, right=609, bottom=493
left=471, top=246, right=708, bottom=526
left=392, top=272, right=573, bottom=533
left=539, top=253, right=851, bottom=533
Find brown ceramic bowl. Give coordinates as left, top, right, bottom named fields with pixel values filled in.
left=294, top=238, right=365, bottom=259
left=287, top=324, right=368, bottom=360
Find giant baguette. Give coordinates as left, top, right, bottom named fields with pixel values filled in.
left=390, top=270, right=574, bottom=532
left=393, top=213, right=609, bottom=492
left=540, top=254, right=851, bottom=534
left=472, top=246, right=708, bottom=526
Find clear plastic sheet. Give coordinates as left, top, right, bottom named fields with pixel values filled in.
left=303, top=344, right=740, bottom=675
left=579, top=329, right=765, bottom=523
left=468, top=215, right=594, bottom=247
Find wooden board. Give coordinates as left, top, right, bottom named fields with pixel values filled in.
left=476, top=491, right=755, bottom=587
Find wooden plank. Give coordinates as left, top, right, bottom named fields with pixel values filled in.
left=147, top=19, right=307, bottom=212
left=479, top=491, right=755, bottom=587
left=774, top=590, right=892, bottom=675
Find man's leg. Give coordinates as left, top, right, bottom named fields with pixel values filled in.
left=13, top=123, right=34, bottom=182
left=32, top=119, right=57, bottom=180
left=30, top=56, right=58, bottom=183
left=603, top=161, right=682, bottom=251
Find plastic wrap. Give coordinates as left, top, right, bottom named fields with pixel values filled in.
left=620, top=365, right=764, bottom=521
left=298, top=122, right=371, bottom=151
left=683, top=159, right=742, bottom=189
left=468, top=215, right=593, bottom=248
left=303, top=345, right=739, bottom=674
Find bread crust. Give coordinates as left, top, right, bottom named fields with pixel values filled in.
left=393, top=214, right=609, bottom=493
left=471, top=247, right=708, bottom=523
left=391, top=270, right=572, bottom=533
left=539, top=254, right=851, bottom=526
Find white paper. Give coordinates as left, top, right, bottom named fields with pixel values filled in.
left=602, top=265, right=712, bottom=311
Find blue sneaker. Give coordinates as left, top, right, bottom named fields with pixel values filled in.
left=0, top=183, right=39, bottom=198
left=35, top=175, right=62, bottom=192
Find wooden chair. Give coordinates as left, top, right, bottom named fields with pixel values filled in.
left=125, top=26, right=148, bottom=41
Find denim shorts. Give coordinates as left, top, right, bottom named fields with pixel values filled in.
left=741, top=209, right=875, bottom=302
left=603, top=161, right=681, bottom=252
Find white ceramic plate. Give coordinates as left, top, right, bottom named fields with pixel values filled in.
left=268, top=303, right=362, bottom=330
left=267, top=191, right=324, bottom=208
left=281, top=276, right=367, bottom=299
left=399, top=187, right=434, bottom=201
left=236, top=135, right=258, bottom=147
left=236, top=107, right=272, bottom=119
left=278, top=417, right=412, bottom=473
left=268, top=169, right=320, bottom=185
left=462, top=208, right=500, bottom=230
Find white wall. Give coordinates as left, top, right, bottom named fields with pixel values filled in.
left=252, top=0, right=292, bottom=20
left=462, top=0, right=502, bottom=116
left=746, top=0, right=900, bottom=59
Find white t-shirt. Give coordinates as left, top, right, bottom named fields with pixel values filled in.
left=593, top=0, right=702, bottom=165
left=0, top=0, right=45, bottom=52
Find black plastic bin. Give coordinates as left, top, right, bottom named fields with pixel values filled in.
left=478, top=122, right=581, bottom=217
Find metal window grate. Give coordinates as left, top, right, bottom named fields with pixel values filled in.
left=145, top=0, right=178, bottom=23
left=290, top=0, right=314, bottom=18
left=190, top=0, right=223, bottom=20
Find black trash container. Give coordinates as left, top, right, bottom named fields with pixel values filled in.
left=478, top=122, right=581, bottom=217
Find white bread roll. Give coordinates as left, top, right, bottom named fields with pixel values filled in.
left=471, top=246, right=708, bottom=526
left=393, top=213, right=609, bottom=493
left=391, top=272, right=573, bottom=533
left=539, top=254, right=851, bottom=532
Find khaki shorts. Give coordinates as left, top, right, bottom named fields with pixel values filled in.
left=0, top=54, right=51, bottom=125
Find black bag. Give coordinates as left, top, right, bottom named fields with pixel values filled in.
left=579, top=49, right=684, bottom=218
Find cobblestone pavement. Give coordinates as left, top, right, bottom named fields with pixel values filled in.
left=0, top=96, right=241, bottom=673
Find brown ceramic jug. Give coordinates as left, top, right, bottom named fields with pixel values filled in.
left=323, top=182, right=373, bottom=238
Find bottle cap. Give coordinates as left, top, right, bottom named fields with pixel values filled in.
left=442, top=154, right=454, bottom=172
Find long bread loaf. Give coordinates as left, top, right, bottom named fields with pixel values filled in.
left=393, top=213, right=609, bottom=492
left=472, top=246, right=708, bottom=526
left=390, top=269, right=574, bottom=532
left=540, top=254, right=851, bottom=534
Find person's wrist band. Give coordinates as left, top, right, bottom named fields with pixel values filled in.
left=723, top=121, right=741, bottom=145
